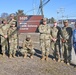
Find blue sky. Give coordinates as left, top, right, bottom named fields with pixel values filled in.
left=0, top=0, right=76, bottom=19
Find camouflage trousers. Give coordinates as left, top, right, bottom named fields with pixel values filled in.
left=1, top=37, right=8, bottom=54
left=40, top=39, right=50, bottom=56
left=61, top=42, right=72, bottom=63
left=9, top=39, right=17, bottom=55
left=20, top=48, right=35, bottom=55
left=51, top=41, right=60, bottom=59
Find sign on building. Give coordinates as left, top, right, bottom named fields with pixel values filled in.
left=17, top=15, right=42, bottom=33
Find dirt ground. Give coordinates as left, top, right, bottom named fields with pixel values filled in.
left=0, top=49, right=76, bottom=75
left=0, top=33, right=76, bottom=75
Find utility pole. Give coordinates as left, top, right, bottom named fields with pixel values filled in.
left=39, top=0, right=50, bottom=18
left=40, top=0, right=44, bottom=18
left=59, top=7, right=65, bottom=27
left=33, top=0, right=36, bottom=15
left=33, top=3, right=36, bottom=15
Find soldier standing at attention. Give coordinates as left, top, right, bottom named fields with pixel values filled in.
left=38, top=18, right=51, bottom=61
left=0, top=21, right=3, bottom=54
left=71, top=22, right=76, bottom=66
left=61, top=20, right=72, bottom=65
left=21, top=35, right=35, bottom=59
left=73, top=22, right=76, bottom=54
left=0, top=19, right=10, bottom=57
left=8, top=22, right=17, bottom=58
left=50, top=20, right=62, bottom=62
left=8, top=14, right=16, bottom=26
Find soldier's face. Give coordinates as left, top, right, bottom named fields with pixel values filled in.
left=10, top=16, right=14, bottom=19
left=64, top=22, right=68, bottom=27
left=26, top=38, right=30, bottom=41
left=54, top=22, right=57, bottom=27
left=3, top=21, right=7, bottom=24
left=43, top=21, right=46, bottom=25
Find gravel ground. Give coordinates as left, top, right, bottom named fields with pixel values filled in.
left=0, top=33, right=76, bottom=75
left=0, top=51, right=76, bottom=75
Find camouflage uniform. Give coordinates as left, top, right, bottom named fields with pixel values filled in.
left=8, top=14, right=16, bottom=27
left=38, top=18, right=51, bottom=60
left=50, top=25, right=62, bottom=62
left=8, top=19, right=16, bottom=26
left=0, top=24, right=3, bottom=44
left=21, top=35, right=35, bottom=58
left=8, top=23, right=17, bottom=58
left=0, top=24, right=3, bottom=53
left=0, top=19, right=10, bottom=57
left=61, top=20, right=72, bottom=64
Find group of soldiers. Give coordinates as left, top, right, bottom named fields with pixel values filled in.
left=38, top=18, right=72, bottom=65
left=0, top=14, right=17, bottom=58
left=0, top=15, right=73, bottom=65
left=0, top=14, right=36, bottom=59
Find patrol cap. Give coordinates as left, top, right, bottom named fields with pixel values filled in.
left=2, top=18, right=7, bottom=21
left=10, top=14, right=14, bottom=17
left=53, top=20, right=57, bottom=23
left=42, top=18, right=47, bottom=22
left=63, top=20, right=68, bottom=23
left=26, top=35, right=31, bottom=38
left=11, top=22, right=15, bottom=25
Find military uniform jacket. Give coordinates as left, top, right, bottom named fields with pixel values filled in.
left=8, top=19, right=16, bottom=26
left=0, top=24, right=3, bottom=36
left=0, top=24, right=10, bottom=37
left=50, top=26, right=62, bottom=42
left=8, top=27, right=17, bottom=41
left=38, top=24, right=51, bottom=40
left=23, top=39, right=33, bottom=50
left=62, top=26, right=72, bottom=43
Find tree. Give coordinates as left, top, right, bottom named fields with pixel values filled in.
left=13, top=10, right=26, bottom=20
left=16, top=10, right=25, bottom=16
left=50, top=17, right=55, bottom=24
left=1, top=13, right=9, bottom=18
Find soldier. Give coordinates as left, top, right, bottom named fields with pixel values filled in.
left=21, top=35, right=35, bottom=59
left=61, top=20, right=72, bottom=65
left=8, top=14, right=16, bottom=27
left=38, top=18, right=51, bottom=61
left=8, top=22, right=17, bottom=58
left=0, top=19, right=10, bottom=57
left=73, top=22, right=76, bottom=54
left=71, top=22, right=76, bottom=66
left=0, top=21, right=3, bottom=54
left=50, top=20, right=62, bottom=62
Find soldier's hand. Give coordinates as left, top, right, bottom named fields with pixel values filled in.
left=9, top=41, right=11, bottom=43
left=54, top=38, right=57, bottom=42
left=52, top=38, right=57, bottom=42
left=4, top=35, right=8, bottom=38
left=61, top=39, right=65, bottom=42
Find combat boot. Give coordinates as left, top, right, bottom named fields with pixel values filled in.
left=13, top=53, right=16, bottom=58
left=67, top=62, right=70, bottom=65
left=30, top=54, right=33, bottom=59
left=9, top=54, right=12, bottom=58
left=57, top=57, right=60, bottom=62
left=45, top=55, right=48, bottom=61
left=41, top=55, right=45, bottom=61
left=61, top=60, right=64, bottom=63
left=23, top=53, right=27, bottom=58
left=57, top=59, right=60, bottom=62
left=3, top=53, right=5, bottom=57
